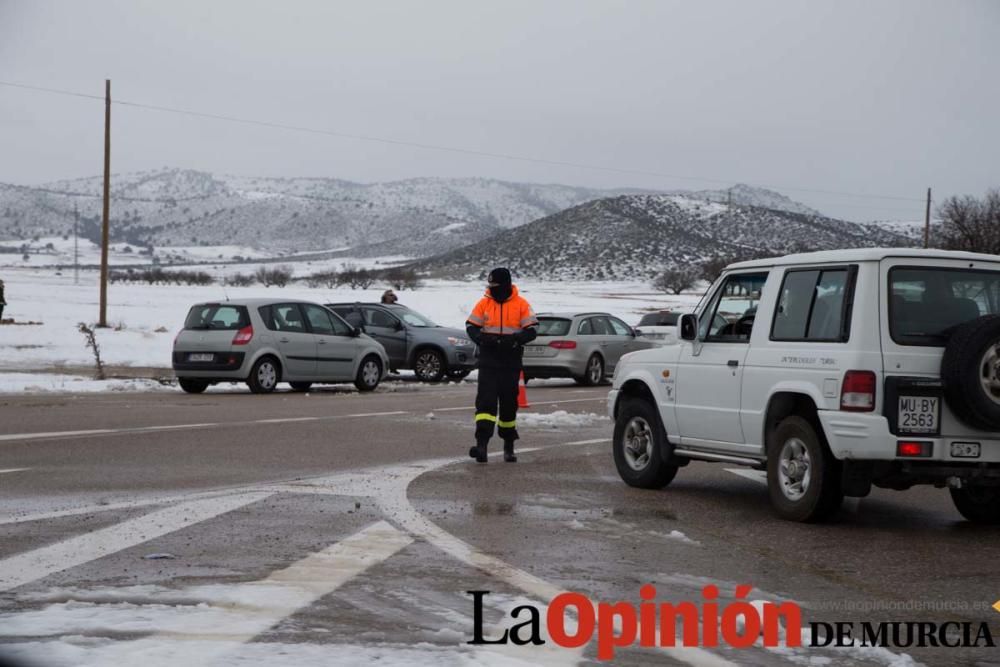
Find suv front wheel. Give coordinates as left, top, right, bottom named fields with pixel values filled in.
left=766, top=416, right=843, bottom=522
left=613, top=397, right=678, bottom=489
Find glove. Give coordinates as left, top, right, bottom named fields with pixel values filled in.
left=497, top=336, right=519, bottom=352
left=479, top=334, right=500, bottom=349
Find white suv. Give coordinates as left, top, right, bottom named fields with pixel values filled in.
left=608, top=248, right=1000, bottom=523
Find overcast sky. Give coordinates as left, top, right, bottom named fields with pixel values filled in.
left=1, top=0, right=997, bottom=221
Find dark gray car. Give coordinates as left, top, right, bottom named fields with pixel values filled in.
left=327, top=302, right=477, bottom=382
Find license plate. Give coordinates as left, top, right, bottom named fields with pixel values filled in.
left=523, top=346, right=546, bottom=357
left=188, top=353, right=214, bottom=362
left=950, top=442, right=981, bottom=458
left=898, top=396, right=940, bottom=434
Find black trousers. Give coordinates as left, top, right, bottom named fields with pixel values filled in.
left=475, top=365, right=521, bottom=443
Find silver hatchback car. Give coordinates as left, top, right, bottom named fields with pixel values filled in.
left=172, top=298, right=389, bottom=394
left=521, top=312, right=656, bottom=385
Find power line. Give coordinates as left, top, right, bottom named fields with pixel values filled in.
left=0, top=79, right=928, bottom=204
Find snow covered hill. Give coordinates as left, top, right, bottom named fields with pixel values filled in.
left=0, top=169, right=653, bottom=253
left=1, top=169, right=831, bottom=257
left=411, top=194, right=914, bottom=280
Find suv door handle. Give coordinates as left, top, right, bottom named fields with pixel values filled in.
left=727, top=360, right=739, bottom=368
left=318, top=339, right=327, bottom=345
left=279, top=337, right=290, bottom=343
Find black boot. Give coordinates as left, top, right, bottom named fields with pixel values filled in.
left=469, top=440, right=488, bottom=463
left=503, top=440, right=517, bottom=463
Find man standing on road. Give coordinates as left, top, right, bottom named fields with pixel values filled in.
left=465, top=268, right=538, bottom=463
left=0, top=279, right=6, bottom=323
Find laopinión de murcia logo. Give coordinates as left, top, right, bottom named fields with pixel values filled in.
left=467, top=585, right=997, bottom=660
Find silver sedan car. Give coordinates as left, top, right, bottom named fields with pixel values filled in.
left=172, top=298, right=389, bottom=394
left=521, top=312, right=656, bottom=385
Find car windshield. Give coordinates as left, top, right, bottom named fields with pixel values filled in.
left=890, top=267, right=1000, bottom=345
left=184, top=304, right=249, bottom=330
left=638, top=312, right=679, bottom=327
left=537, top=317, right=572, bottom=336
left=396, top=308, right=437, bottom=327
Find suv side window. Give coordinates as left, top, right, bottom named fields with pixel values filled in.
left=578, top=318, right=596, bottom=335
left=701, top=272, right=768, bottom=342
left=363, top=307, right=400, bottom=329
left=261, top=303, right=307, bottom=333
left=332, top=305, right=364, bottom=329
left=771, top=267, right=854, bottom=342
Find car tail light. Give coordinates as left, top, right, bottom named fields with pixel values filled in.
left=232, top=325, right=253, bottom=345
left=841, top=370, right=876, bottom=411
left=548, top=340, right=577, bottom=349
left=897, top=441, right=932, bottom=457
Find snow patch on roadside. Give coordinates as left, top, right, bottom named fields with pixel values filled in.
left=517, top=411, right=606, bottom=428
left=0, top=373, right=173, bottom=394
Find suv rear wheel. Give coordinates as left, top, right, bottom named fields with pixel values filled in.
left=950, top=485, right=1000, bottom=524
left=355, top=355, right=382, bottom=392
left=766, top=416, right=843, bottom=522
left=576, top=354, right=604, bottom=386
left=613, top=397, right=678, bottom=489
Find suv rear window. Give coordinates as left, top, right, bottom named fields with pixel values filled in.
left=184, top=304, right=249, bottom=331
left=537, top=317, right=571, bottom=336
left=638, top=312, right=679, bottom=327
left=890, top=267, right=1000, bottom=345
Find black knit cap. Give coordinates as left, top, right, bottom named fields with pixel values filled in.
left=488, top=267, right=512, bottom=285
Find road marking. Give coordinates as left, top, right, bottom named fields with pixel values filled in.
left=0, top=468, right=31, bottom=475
left=0, top=492, right=271, bottom=592
left=725, top=468, right=767, bottom=485
left=342, top=410, right=408, bottom=418
left=254, top=417, right=320, bottom=424
left=0, top=428, right=114, bottom=442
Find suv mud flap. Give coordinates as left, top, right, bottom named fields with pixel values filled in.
left=841, top=460, right=873, bottom=497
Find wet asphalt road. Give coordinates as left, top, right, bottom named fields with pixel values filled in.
left=1, top=380, right=999, bottom=666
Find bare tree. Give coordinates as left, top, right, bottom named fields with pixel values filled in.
left=937, top=189, right=1000, bottom=255
left=652, top=267, right=698, bottom=295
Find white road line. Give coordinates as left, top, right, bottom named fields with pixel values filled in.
left=0, top=468, right=30, bottom=475
left=341, top=410, right=408, bottom=418
left=725, top=468, right=768, bottom=485
left=0, top=492, right=271, bottom=592
left=0, top=428, right=114, bottom=442
left=254, top=417, right=320, bottom=424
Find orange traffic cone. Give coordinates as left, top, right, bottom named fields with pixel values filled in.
left=518, top=371, right=531, bottom=408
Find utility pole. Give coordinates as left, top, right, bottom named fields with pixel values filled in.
left=98, top=79, right=111, bottom=327
left=923, top=187, right=932, bottom=249
left=73, top=203, right=79, bottom=285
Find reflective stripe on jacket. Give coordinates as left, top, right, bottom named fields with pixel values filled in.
left=465, top=285, right=537, bottom=335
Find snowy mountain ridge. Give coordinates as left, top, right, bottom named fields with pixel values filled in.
left=1, top=168, right=827, bottom=256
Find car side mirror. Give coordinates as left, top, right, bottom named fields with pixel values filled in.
left=633, top=328, right=642, bottom=337
left=394, top=320, right=404, bottom=331
left=680, top=314, right=698, bottom=341
left=351, top=326, right=362, bottom=337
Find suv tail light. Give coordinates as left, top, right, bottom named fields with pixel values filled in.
left=232, top=325, right=254, bottom=345
left=841, top=370, right=876, bottom=411
left=548, top=340, right=577, bottom=349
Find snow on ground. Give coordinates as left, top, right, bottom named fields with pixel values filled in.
left=0, top=265, right=702, bottom=392
left=517, top=411, right=607, bottom=429
left=0, top=374, right=173, bottom=394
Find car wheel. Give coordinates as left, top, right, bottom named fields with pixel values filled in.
left=247, top=356, right=280, bottom=394
left=178, top=378, right=208, bottom=394
left=942, top=315, right=1000, bottom=430
left=576, top=354, right=604, bottom=386
left=355, top=355, right=383, bottom=392
left=289, top=382, right=312, bottom=392
left=950, top=485, right=1000, bottom=524
left=447, top=368, right=472, bottom=381
left=766, top=416, right=843, bottom=522
left=413, top=349, right=445, bottom=382
left=612, top=397, right=678, bottom=489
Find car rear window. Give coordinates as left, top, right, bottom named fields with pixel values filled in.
left=537, top=317, right=571, bottom=336
left=638, top=312, right=679, bottom=327
left=184, top=304, right=249, bottom=331
left=890, top=267, right=1000, bottom=346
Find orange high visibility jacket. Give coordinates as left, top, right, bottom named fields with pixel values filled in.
left=466, top=285, right=538, bottom=335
